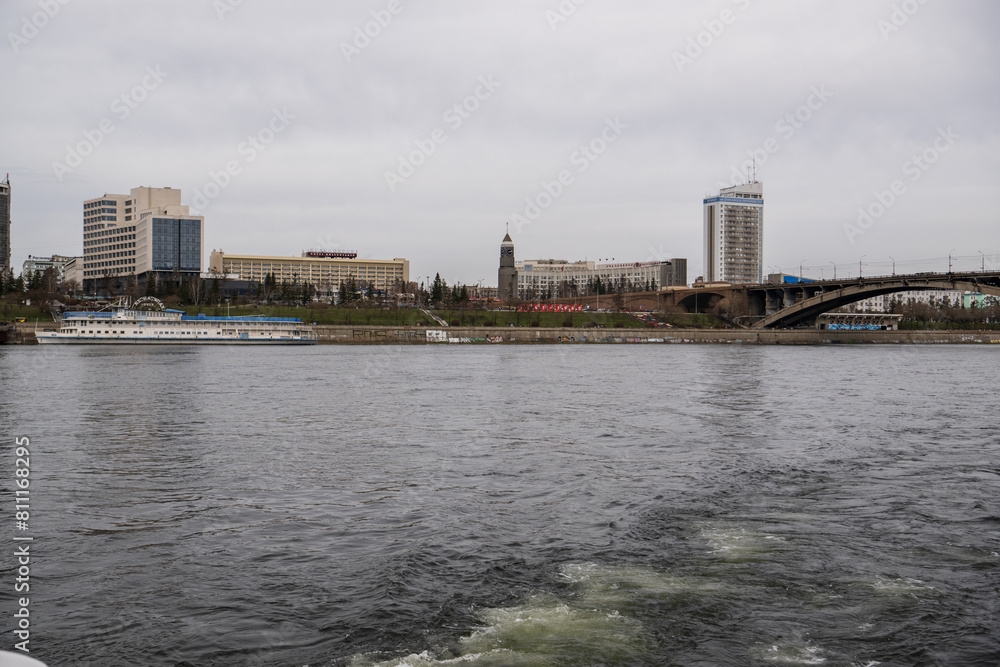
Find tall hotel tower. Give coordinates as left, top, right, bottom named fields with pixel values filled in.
left=703, top=181, right=764, bottom=284
left=0, top=175, right=10, bottom=278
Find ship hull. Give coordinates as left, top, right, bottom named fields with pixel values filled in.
left=36, top=335, right=316, bottom=345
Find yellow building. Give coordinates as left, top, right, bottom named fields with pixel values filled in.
left=209, top=250, right=409, bottom=293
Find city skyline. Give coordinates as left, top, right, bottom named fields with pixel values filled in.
left=3, top=1, right=998, bottom=286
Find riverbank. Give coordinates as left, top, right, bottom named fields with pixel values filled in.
left=8, top=322, right=1000, bottom=345
left=316, top=326, right=1000, bottom=345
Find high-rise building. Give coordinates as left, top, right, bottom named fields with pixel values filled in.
left=82, top=186, right=204, bottom=293
left=0, top=175, right=11, bottom=279
left=703, top=181, right=764, bottom=284
left=498, top=232, right=518, bottom=301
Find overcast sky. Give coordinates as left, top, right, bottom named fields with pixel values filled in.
left=3, top=0, right=998, bottom=285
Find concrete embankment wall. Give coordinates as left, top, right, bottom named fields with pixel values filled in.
left=7, top=323, right=1000, bottom=345
left=317, top=325, right=1000, bottom=345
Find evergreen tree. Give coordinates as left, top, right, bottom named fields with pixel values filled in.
left=178, top=279, right=191, bottom=303
left=348, top=276, right=359, bottom=302
left=431, top=273, right=445, bottom=304
left=459, top=285, right=469, bottom=303
left=262, top=272, right=276, bottom=302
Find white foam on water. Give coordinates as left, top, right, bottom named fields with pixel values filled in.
left=349, top=588, right=650, bottom=666
left=558, top=562, right=723, bottom=608
left=461, top=594, right=648, bottom=660
left=352, top=648, right=518, bottom=666
left=870, top=576, right=935, bottom=595
left=351, top=560, right=740, bottom=665
left=699, top=522, right=786, bottom=559
left=753, top=641, right=827, bottom=665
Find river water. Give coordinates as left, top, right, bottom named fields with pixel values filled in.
left=0, top=344, right=997, bottom=666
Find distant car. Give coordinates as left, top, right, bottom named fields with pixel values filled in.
left=14, top=317, right=26, bottom=322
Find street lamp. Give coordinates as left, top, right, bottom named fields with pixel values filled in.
left=831, top=261, right=837, bottom=280
left=859, top=255, right=867, bottom=278
left=979, top=251, right=985, bottom=272
left=889, top=256, right=896, bottom=276
left=800, top=260, right=807, bottom=281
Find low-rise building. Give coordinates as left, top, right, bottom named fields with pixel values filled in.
left=516, top=258, right=686, bottom=298
left=964, top=292, right=1000, bottom=309
left=208, top=250, right=409, bottom=296
left=22, top=254, right=80, bottom=284
left=851, top=290, right=964, bottom=313
left=817, top=313, right=903, bottom=330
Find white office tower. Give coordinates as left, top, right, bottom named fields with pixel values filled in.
left=703, top=181, right=764, bottom=284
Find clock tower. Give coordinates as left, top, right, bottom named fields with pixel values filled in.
left=498, top=231, right=518, bottom=302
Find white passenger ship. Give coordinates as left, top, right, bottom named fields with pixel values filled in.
left=36, top=298, right=318, bottom=345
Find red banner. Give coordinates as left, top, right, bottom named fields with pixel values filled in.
left=517, top=304, right=584, bottom=313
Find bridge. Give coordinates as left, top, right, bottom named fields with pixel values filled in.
left=744, top=271, right=1000, bottom=328
left=554, top=271, right=1000, bottom=329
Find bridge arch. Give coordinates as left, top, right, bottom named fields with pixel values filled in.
left=675, top=290, right=727, bottom=313
left=752, top=278, right=1000, bottom=329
